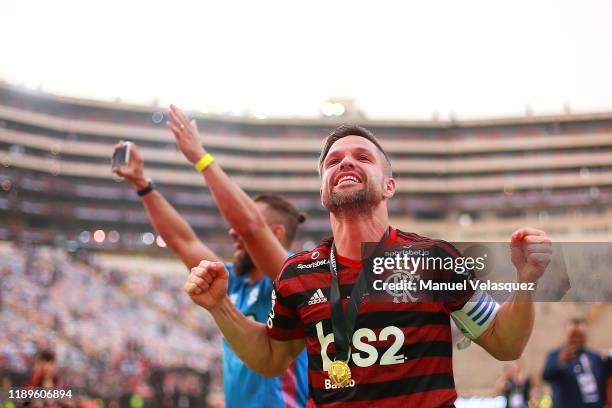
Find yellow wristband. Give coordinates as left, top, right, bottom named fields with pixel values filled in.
left=194, top=153, right=215, bottom=172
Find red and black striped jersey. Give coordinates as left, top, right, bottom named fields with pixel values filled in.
left=267, top=227, right=474, bottom=408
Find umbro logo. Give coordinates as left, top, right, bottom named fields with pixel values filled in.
left=308, top=289, right=328, bottom=305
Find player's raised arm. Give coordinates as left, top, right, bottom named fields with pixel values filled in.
left=185, top=260, right=304, bottom=376
left=473, top=227, right=552, bottom=360
left=112, top=141, right=219, bottom=269
left=167, top=105, right=288, bottom=280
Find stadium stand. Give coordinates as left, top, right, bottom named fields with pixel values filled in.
left=1, top=82, right=612, bottom=258
left=1, top=83, right=611, bottom=405
left=0, top=241, right=219, bottom=405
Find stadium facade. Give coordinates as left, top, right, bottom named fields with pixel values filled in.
left=1, top=82, right=612, bottom=258
left=1, top=82, right=612, bottom=401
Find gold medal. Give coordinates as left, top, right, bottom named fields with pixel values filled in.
left=328, top=360, right=352, bottom=387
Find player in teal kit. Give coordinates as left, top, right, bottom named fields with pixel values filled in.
left=225, top=258, right=307, bottom=406
left=112, top=105, right=308, bottom=407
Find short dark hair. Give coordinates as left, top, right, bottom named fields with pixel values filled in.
left=35, top=349, right=56, bottom=363
left=318, top=124, right=392, bottom=177
left=254, top=194, right=307, bottom=246
left=568, top=317, right=587, bottom=326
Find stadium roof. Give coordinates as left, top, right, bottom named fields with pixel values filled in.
left=3, top=81, right=612, bottom=129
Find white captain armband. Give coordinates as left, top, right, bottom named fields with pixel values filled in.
left=450, top=289, right=500, bottom=340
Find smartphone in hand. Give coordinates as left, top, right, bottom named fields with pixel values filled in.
left=111, top=142, right=131, bottom=168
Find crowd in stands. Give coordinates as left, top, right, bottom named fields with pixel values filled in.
left=0, top=241, right=222, bottom=405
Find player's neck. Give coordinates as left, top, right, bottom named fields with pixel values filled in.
left=330, top=204, right=389, bottom=261
left=248, top=267, right=264, bottom=284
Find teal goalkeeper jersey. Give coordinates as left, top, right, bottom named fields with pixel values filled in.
left=224, top=262, right=308, bottom=408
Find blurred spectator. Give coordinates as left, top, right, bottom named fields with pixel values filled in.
left=542, top=317, right=605, bottom=408
left=604, top=350, right=612, bottom=407
left=24, top=349, right=66, bottom=388
left=22, top=349, right=73, bottom=408
left=495, top=360, right=531, bottom=408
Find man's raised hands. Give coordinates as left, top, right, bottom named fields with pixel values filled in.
left=167, top=105, right=207, bottom=165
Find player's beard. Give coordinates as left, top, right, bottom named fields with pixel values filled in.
left=322, top=175, right=384, bottom=217
left=233, top=250, right=255, bottom=276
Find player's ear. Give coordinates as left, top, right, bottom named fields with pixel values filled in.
left=319, top=185, right=325, bottom=208
left=383, top=177, right=396, bottom=199
left=271, top=224, right=286, bottom=243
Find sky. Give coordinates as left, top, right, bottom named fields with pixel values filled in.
left=1, top=0, right=612, bottom=120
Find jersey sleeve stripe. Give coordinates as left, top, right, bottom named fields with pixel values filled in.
left=268, top=326, right=304, bottom=341
left=272, top=313, right=303, bottom=329
left=273, top=300, right=296, bottom=316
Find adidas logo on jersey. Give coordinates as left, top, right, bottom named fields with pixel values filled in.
left=308, top=289, right=328, bottom=305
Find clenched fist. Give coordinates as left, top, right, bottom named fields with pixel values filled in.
left=510, top=227, right=552, bottom=284
left=185, top=260, right=229, bottom=310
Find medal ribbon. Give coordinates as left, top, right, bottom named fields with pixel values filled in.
left=329, top=226, right=390, bottom=362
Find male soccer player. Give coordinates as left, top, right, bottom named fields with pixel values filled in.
left=112, top=106, right=308, bottom=407
left=185, top=125, right=552, bottom=407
